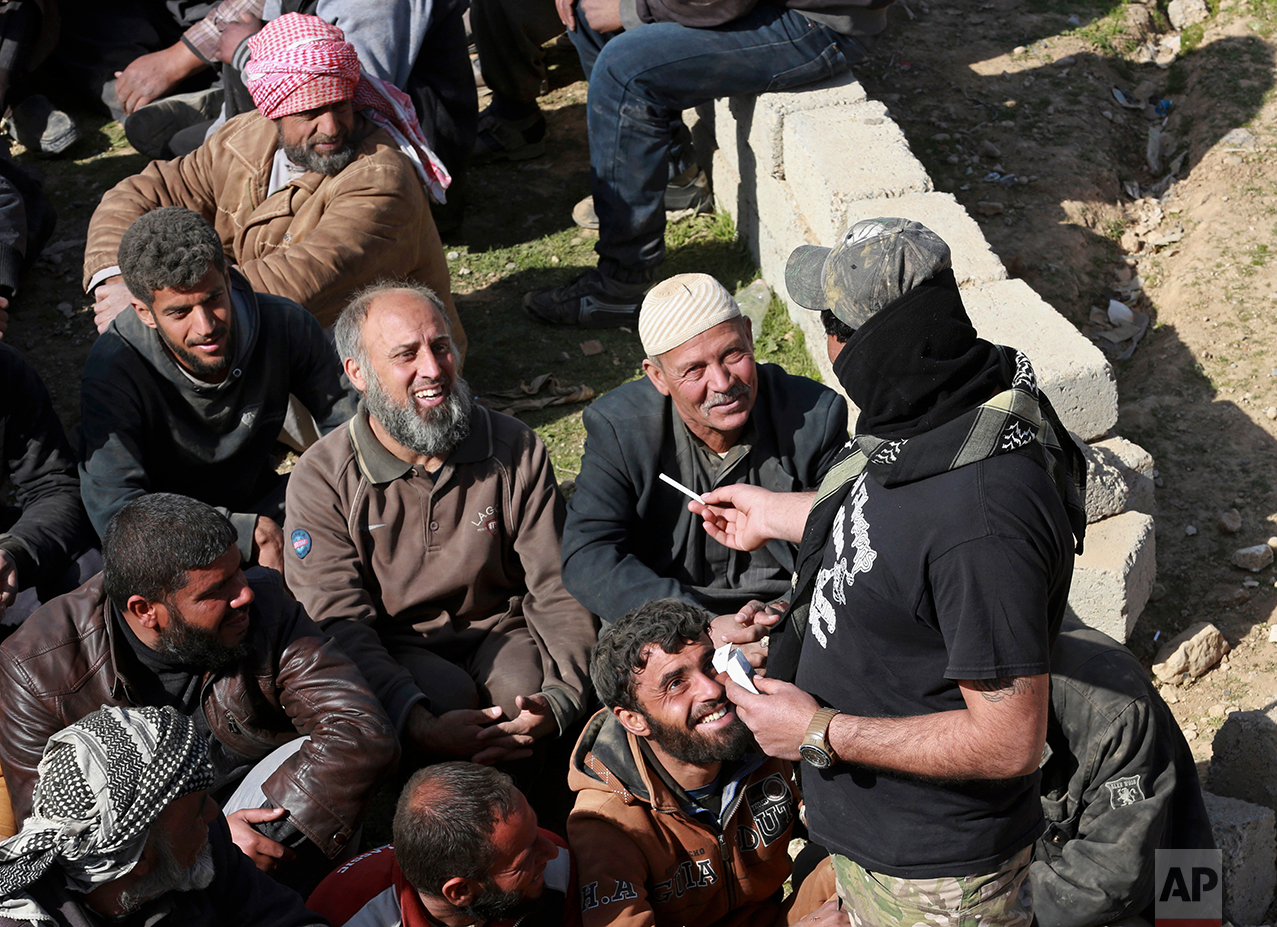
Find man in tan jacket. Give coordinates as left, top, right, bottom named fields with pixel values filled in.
left=569, top=598, right=844, bottom=927
left=83, top=13, right=466, bottom=359
left=284, top=282, right=595, bottom=767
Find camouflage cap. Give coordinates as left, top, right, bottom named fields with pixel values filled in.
left=785, top=217, right=952, bottom=330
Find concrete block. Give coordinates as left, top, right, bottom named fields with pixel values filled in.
left=962, top=279, right=1118, bottom=441
left=1203, top=791, right=1277, bottom=925
left=1069, top=511, right=1156, bottom=642
left=1208, top=708, right=1277, bottom=812
left=783, top=104, right=932, bottom=245
left=1081, top=436, right=1156, bottom=523
left=814, top=191, right=1007, bottom=286
left=692, top=73, right=868, bottom=183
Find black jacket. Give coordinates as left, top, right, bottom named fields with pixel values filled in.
left=78, top=269, right=356, bottom=559
left=1033, top=621, right=1216, bottom=927
left=0, top=343, right=91, bottom=592
left=561, top=363, right=848, bottom=622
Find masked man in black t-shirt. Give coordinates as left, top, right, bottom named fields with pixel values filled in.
left=690, top=218, right=1087, bottom=927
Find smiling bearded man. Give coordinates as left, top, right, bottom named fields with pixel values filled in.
left=566, top=598, right=847, bottom=927
left=284, top=282, right=597, bottom=772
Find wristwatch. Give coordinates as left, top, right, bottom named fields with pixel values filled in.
left=799, top=707, right=840, bottom=769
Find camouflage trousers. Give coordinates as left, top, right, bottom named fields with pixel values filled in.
left=831, top=846, right=1034, bottom=927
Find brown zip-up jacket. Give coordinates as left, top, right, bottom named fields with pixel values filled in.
left=0, top=569, right=398, bottom=858
left=81, top=110, right=465, bottom=357
left=283, top=405, right=596, bottom=733
left=567, top=710, right=799, bottom=927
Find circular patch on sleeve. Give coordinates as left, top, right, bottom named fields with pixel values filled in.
left=290, top=528, right=312, bottom=559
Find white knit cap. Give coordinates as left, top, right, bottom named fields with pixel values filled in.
left=639, top=274, right=742, bottom=357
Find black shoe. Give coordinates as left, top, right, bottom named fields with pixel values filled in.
left=8, top=94, right=79, bottom=158
left=473, top=106, right=547, bottom=163
left=123, top=88, right=223, bottom=160
left=523, top=269, right=648, bottom=328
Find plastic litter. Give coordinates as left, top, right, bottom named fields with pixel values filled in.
left=1108, top=299, right=1135, bottom=325
left=1112, top=87, right=1142, bottom=110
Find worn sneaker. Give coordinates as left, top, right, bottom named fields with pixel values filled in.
left=523, top=269, right=649, bottom=328
left=7, top=94, right=79, bottom=158
left=572, top=167, right=713, bottom=230
left=123, top=87, right=224, bottom=160
left=473, top=106, right=547, bottom=163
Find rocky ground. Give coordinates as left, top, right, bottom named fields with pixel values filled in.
left=2, top=0, right=1276, bottom=867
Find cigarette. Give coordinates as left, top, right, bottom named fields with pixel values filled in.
left=659, top=472, right=705, bottom=503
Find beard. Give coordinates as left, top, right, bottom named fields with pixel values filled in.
left=645, top=703, right=756, bottom=765
left=117, top=833, right=216, bottom=913
left=152, top=314, right=232, bottom=379
left=460, top=878, right=544, bottom=923
left=155, top=599, right=251, bottom=671
left=282, top=136, right=358, bottom=176
left=364, top=367, right=473, bottom=460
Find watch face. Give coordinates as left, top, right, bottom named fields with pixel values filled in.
left=800, top=744, right=832, bottom=769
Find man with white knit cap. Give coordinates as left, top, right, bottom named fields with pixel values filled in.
left=0, top=706, right=324, bottom=926
left=561, top=272, right=848, bottom=638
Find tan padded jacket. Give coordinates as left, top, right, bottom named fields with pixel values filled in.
left=567, top=710, right=801, bottom=927
left=82, top=110, right=465, bottom=357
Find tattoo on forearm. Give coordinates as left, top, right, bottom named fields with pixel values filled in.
left=969, top=677, right=1035, bottom=702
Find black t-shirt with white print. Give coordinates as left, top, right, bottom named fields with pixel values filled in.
left=796, top=451, right=1074, bottom=878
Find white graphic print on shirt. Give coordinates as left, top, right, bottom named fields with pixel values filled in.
left=809, top=473, right=876, bottom=648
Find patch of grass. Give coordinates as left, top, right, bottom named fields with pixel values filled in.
left=1071, top=3, right=1139, bottom=55
left=1102, top=216, right=1130, bottom=241
left=1180, top=22, right=1208, bottom=53
left=758, top=298, right=819, bottom=381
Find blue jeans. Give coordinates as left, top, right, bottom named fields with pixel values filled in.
left=569, top=6, right=869, bottom=282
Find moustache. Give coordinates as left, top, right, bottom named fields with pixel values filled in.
left=187, top=324, right=228, bottom=347
left=701, top=383, right=751, bottom=414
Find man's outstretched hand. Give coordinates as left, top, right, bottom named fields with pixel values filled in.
left=722, top=673, right=818, bottom=762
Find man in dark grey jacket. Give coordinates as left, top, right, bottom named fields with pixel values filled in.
left=1033, top=619, right=1215, bottom=927
left=561, top=273, right=848, bottom=630
left=78, top=207, right=355, bottom=571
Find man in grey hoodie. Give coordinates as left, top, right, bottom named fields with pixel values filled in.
left=79, top=207, right=356, bottom=571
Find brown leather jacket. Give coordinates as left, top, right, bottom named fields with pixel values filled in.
left=0, top=570, right=399, bottom=858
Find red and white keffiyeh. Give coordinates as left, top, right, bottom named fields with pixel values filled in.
left=245, top=13, right=451, bottom=202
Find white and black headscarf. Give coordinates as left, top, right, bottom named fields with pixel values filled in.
left=0, top=706, right=214, bottom=923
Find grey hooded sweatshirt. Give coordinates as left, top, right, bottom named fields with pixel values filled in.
left=79, top=268, right=356, bottom=558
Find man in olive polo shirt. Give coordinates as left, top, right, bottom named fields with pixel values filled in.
left=283, top=282, right=596, bottom=767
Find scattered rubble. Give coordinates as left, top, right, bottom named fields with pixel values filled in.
left=1153, top=621, right=1230, bottom=684
left=1232, top=544, right=1274, bottom=572
left=1218, top=509, right=1243, bottom=534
